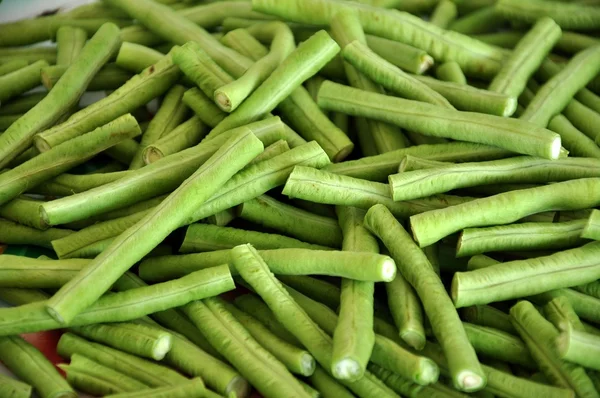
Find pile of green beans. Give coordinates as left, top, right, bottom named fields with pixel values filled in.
left=1, top=0, right=600, bottom=397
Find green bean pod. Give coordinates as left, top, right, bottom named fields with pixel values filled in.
left=0, top=373, right=32, bottom=398
left=51, top=210, right=148, bottom=259
left=143, top=117, right=207, bottom=164
left=34, top=50, right=180, bottom=151
left=410, top=178, right=600, bottom=247
left=461, top=305, right=516, bottom=335
left=343, top=41, right=453, bottom=108
left=430, top=0, right=458, bottom=29
left=0, top=92, right=46, bottom=116
left=463, top=322, right=536, bottom=368
left=330, top=206, right=377, bottom=381
left=0, top=219, right=72, bottom=249
left=59, top=354, right=149, bottom=396
left=435, top=62, right=466, bottom=85
left=0, top=23, right=123, bottom=169
left=182, top=88, right=227, bottom=128
left=0, top=335, right=76, bottom=398
left=56, top=26, right=88, bottom=66
left=0, top=255, right=87, bottom=288
left=0, top=114, right=141, bottom=207
left=220, top=28, right=269, bottom=60
left=323, top=141, right=511, bottom=182
left=496, top=0, right=600, bottom=31
left=184, top=298, right=312, bottom=398
left=71, top=322, right=173, bottom=361
left=489, top=18, right=561, bottom=99
left=556, top=324, right=600, bottom=371
left=582, top=209, right=600, bottom=241
left=544, top=296, right=586, bottom=332
left=283, top=165, right=473, bottom=219
left=318, top=80, right=562, bottom=159
left=57, top=333, right=187, bottom=388
left=386, top=272, right=426, bottom=351
left=104, top=378, right=207, bottom=398
left=365, top=35, right=434, bottom=75
left=114, top=42, right=164, bottom=74
left=40, top=118, right=282, bottom=226
left=130, top=85, right=189, bottom=169
left=252, top=0, right=504, bottom=78
left=412, top=75, right=516, bottom=116
left=0, top=60, right=47, bottom=105
left=521, top=46, right=600, bottom=127
left=309, top=366, right=355, bottom=398
left=457, top=219, right=588, bottom=257
left=232, top=244, right=401, bottom=397
left=510, top=301, right=598, bottom=397
left=0, top=59, right=29, bottom=77
left=453, top=242, right=600, bottom=307
left=364, top=204, right=485, bottom=392
left=40, top=63, right=133, bottom=92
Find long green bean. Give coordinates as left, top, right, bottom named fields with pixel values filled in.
left=182, top=88, right=227, bottom=128
left=582, top=210, right=600, bottom=241
left=56, top=26, right=88, bottom=66
left=46, top=130, right=262, bottom=324
left=509, top=301, right=598, bottom=397
left=556, top=323, right=600, bottom=371
left=364, top=204, right=485, bottom=391
left=410, top=178, right=600, bottom=247
left=318, top=80, right=562, bottom=159
left=496, top=0, right=600, bottom=31
left=0, top=60, right=47, bottom=106
left=453, top=242, right=600, bottom=307
left=435, top=61, right=467, bottom=85
left=129, top=85, right=188, bottom=169
left=0, top=23, right=121, bottom=168
left=71, top=322, right=173, bottom=361
left=309, top=366, right=355, bottom=398
left=34, top=50, right=180, bottom=151
left=220, top=28, right=269, bottom=60
left=143, top=117, right=207, bottom=164
left=104, top=378, right=207, bottom=398
left=283, top=165, right=473, bottom=219
left=115, top=42, right=163, bottom=74
left=232, top=244, right=401, bottom=397
left=0, top=114, right=141, bottom=207
left=0, top=219, right=71, bottom=249
left=40, top=118, right=283, bottom=226
left=365, top=35, right=434, bottom=75
left=57, top=333, right=187, bottom=388
left=389, top=156, right=600, bottom=201
left=544, top=295, right=586, bottom=332
left=184, top=298, right=312, bottom=398
left=430, top=0, right=458, bottom=29
left=0, top=373, right=32, bottom=398
left=461, top=305, right=516, bottom=335
left=252, top=0, right=504, bottom=78
left=0, top=335, right=76, bottom=398
left=238, top=195, right=342, bottom=247
left=0, top=59, right=29, bottom=77
left=59, top=354, right=149, bottom=396
left=457, top=219, right=588, bottom=257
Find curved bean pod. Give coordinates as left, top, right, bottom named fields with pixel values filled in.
left=410, top=178, right=600, bottom=247
left=453, top=242, right=600, bottom=308
left=0, top=335, right=76, bottom=398
left=318, top=80, right=562, bottom=159
left=364, top=204, right=485, bottom=392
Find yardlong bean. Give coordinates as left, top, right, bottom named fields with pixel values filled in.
left=318, top=81, right=561, bottom=159
left=410, top=178, right=600, bottom=247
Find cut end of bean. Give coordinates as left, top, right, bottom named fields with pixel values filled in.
left=550, top=136, right=562, bottom=160
left=418, top=55, right=435, bottom=75
left=400, top=329, right=426, bottom=351
left=332, top=358, right=362, bottom=381
left=152, top=334, right=173, bottom=361
left=33, top=135, right=52, bottom=153
left=417, top=358, right=441, bottom=386
left=214, top=90, right=233, bottom=113
left=381, top=257, right=397, bottom=282
left=456, top=370, right=486, bottom=392
left=301, top=352, right=317, bottom=377
left=332, top=143, right=355, bottom=163
left=503, top=97, right=518, bottom=117
left=45, top=305, right=66, bottom=324
left=226, top=375, right=251, bottom=398
left=142, top=146, right=164, bottom=165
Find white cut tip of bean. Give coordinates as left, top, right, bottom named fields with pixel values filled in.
left=457, top=371, right=485, bottom=392
left=333, top=358, right=361, bottom=380
left=417, top=359, right=440, bottom=385
left=418, top=55, right=435, bottom=75
left=152, top=335, right=173, bottom=360
left=226, top=376, right=251, bottom=398
left=381, top=257, right=397, bottom=282
left=214, top=90, right=233, bottom=113
left=550, top=136, right=562, bottom=160
left=302, top=353, right=316, bottom=377
left=143, top=147, right=163, bottom=165
left=503, top=97, right=517, bottom=117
